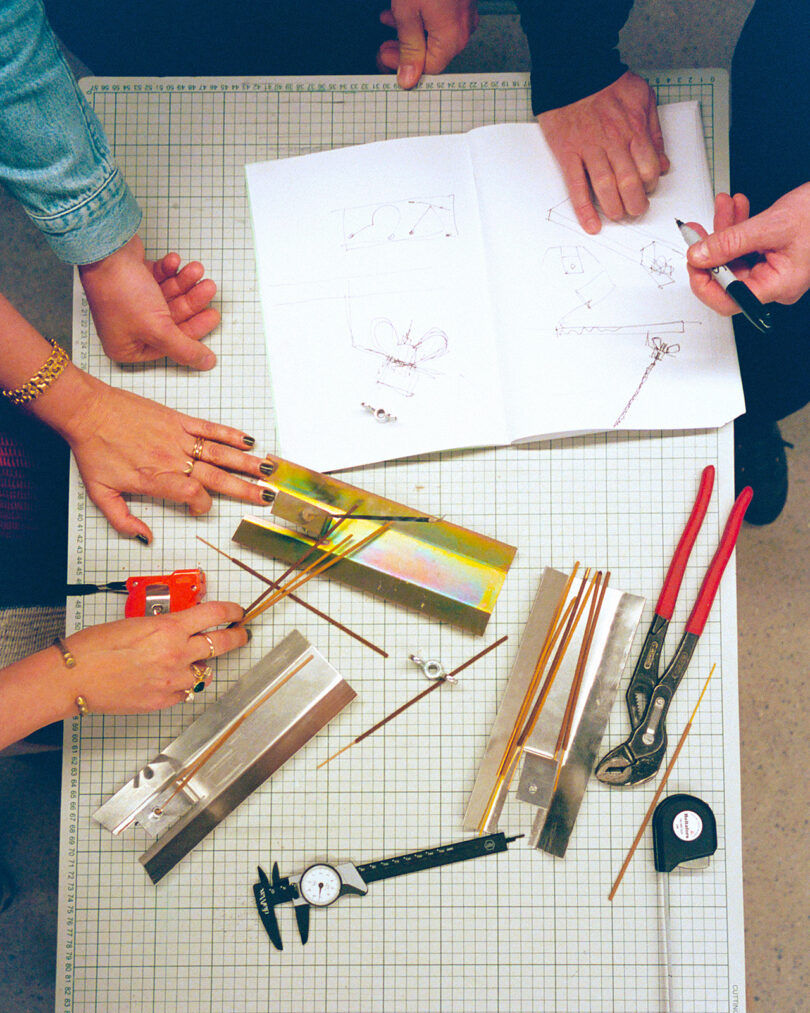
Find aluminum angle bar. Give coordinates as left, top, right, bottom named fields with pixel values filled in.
left=518, top=582, right=644, bottom=856
left=93, top=630, right=355, bottom=883
left=463, top=568, right=643, bottom=853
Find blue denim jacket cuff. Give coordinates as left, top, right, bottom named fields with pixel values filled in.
left=29, top=166, right=142, bottom=265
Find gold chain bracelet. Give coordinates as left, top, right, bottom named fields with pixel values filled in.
left=2, top=340, right=70, bottom=406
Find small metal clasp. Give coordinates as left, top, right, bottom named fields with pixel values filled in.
left=409, top=654, right=455, bottom=683
left=361, top=402, right=397, bottom=424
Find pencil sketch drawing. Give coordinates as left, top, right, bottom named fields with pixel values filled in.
left=613, top=333, right=682, bottom=427
left=548, top=199, right=681, bottom=288
left=340, top=195, right=457, bottom=250
left=542, top=246, right=616, bottom=330
left=345, top=293, right=449, bottom=397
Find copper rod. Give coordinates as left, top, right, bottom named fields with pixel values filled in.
left=475, top=568, right=582, bottom=833
left=156, top=654, right=314, bottom=812
left=512, top=568, right=597, bottom=755
left=242, top=533, right=356, bottom=622
left=317, top=635, right=509, bottom=768
left=492, top=568, right=580, bottom=785
left=608, top=664, right=716, bottom=901
left=550, top=571, right=610, bottom=796
left=554, top=571, right=610, bottom=755
left=242, top=502, right=361, bottom=614
left=243, top=521, right=393, bottom=624
left=478, top=567, right=597, bottom=832
left=196, top=537, right=388, bottom=657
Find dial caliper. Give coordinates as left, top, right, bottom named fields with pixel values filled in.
left=253, top=831, right=522, bottom=949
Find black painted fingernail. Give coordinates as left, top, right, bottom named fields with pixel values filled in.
left=244, top=628, right=252, bottom=642
left=242, top=435, right=256, bottom=448
left=261, top=489, right=275, bottom=503
left=259, top=461, right=275, bottom=476
left=135, top=534, right=150, bottom=545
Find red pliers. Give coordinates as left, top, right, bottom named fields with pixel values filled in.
left=596, top=466, right=752, bottom=786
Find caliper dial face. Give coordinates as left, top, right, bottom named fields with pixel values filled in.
left=298, top=864, right=342, bottom=907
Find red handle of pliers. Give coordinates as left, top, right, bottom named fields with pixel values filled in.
left=686, top=485, right=753, bottom=636
left=655, top=465, right=715, bottom=620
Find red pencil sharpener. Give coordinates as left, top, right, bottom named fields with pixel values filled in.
left=124, top=568, right=206, bottom=617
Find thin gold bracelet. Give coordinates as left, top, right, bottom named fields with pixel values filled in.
left=53, top=637, right=90, bottom=717
left=2, top=340, right=70, bottom=406
left=53, top=636, right=76, bottom=668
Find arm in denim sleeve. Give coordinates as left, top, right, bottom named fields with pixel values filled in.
left=515, top=0, right=634, bottom=115
left=0, top=0, right=141, bottom=264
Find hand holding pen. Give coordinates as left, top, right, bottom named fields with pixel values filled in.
left=680, top=184, right=810, bottom=329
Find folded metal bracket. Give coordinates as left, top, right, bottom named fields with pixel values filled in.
left=93, top=630, right=355, bottom=884
left=463, top=568, right=644, bottom=855
left=232, top=456, right=516, bottom=636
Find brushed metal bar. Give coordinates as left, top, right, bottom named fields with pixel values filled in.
left=93, top=631, right=356, bottom=883
left=519, top=584, right=644, bottom=856
left=463, top=568, right=643, bottom=848
left=463, top=568, right=570, bottom=832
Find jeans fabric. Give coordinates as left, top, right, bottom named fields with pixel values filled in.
left=0, top=0, right=140, bottom=263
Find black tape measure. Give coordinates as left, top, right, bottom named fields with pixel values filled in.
left=652, top=793, right=717, bottom=873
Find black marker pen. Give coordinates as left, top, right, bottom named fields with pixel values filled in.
left=676, top=219, right=772, bottom=333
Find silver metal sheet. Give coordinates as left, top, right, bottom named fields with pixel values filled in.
left=93, top=630, right=355, bottom=883
left=463, top=568, right=644, bottom=852
left=463, top=568, right=569, bottom=832
left=518, top=582, right=645, bottom=856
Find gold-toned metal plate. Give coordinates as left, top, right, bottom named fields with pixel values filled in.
left=233, top=456, right=515, bottom=635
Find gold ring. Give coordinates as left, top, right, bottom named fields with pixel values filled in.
left=190, top=662, right=212, bottom=693
left=202, top=633, right=216, bottom=659
left=183, top=687, right=195, bottom=703
left=192, top=436, right=205, bottom=461
left=182, top=459, right=195, bottom=476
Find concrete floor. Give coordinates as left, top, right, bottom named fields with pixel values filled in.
left=1, top=3, right=808, bottom=1011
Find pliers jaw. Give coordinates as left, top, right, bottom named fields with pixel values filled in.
left=597, top=630, right=698, bottom=785
left=595, top=743, right=663, bottom=786
left=597, top=467, right=751, bottom=789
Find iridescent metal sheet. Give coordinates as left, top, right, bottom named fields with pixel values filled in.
left=232, top=456, right=516, bottom=635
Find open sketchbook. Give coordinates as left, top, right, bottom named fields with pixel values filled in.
left=246, top=101, right=744, bottom=472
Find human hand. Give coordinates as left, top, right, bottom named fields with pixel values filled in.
left=376, top=0, right=479, bottom=89
left=57, top=371, right=268, bottom=542
left=78, top=234, right=220, bottom=371
left=685, top=185, right=810, bottom=310
left=60, top=601, right=248, bottom=714
left=538, top=71, right=670, bottom=234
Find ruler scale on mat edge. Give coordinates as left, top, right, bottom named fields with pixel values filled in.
left=58, top=72, right=744, bottom=1012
